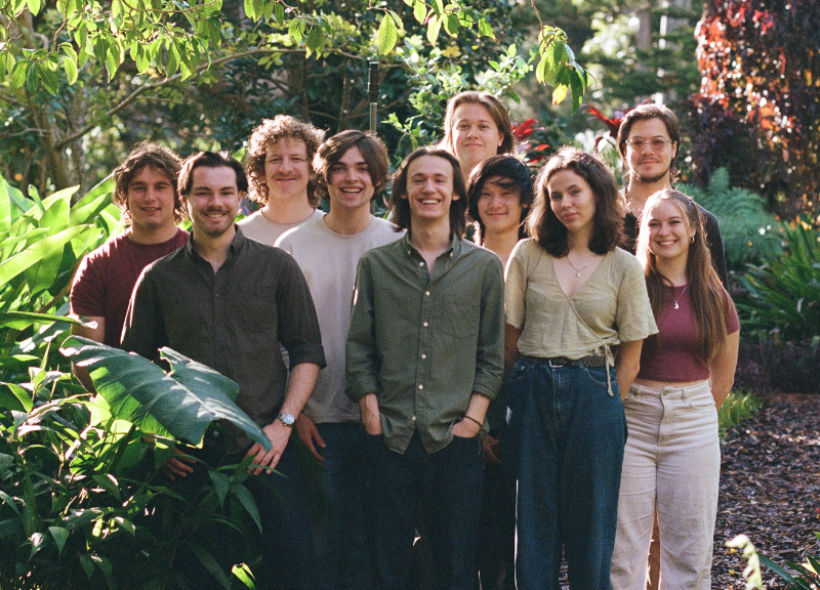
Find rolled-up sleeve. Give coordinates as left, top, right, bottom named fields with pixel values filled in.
left=345, top=255, right=379, bottom=402
left=472, top=257, right=505, bottom=399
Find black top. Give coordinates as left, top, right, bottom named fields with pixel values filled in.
left=121, top=227, right=326, bottom=453
left=622, top=203, right=729, bottom=288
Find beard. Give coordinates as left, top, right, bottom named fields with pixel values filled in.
left=633, top=164, right=671, bottom=185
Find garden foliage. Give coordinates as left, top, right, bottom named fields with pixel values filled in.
left=0, top=174, right=273, bottom=588
left=677, top=168, right=780, bottom=271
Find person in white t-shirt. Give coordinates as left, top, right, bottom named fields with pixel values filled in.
left=276, top=130, right=403, bottom=590
left=239, top=115, right=326, bottom=245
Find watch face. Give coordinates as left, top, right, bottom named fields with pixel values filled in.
left=278, top=412, right=295, bottom=426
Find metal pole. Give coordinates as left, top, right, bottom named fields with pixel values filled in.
left=368, top=61, right=379, bottom=134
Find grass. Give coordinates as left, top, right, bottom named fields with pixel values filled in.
left=719, top=389, right=763, bottom=439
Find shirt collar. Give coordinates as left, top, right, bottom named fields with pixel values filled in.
left=401, top=232, right=461, bottom=261
left=185, top=225, right=246, bottom=262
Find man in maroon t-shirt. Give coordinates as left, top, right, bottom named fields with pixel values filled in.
left=70, top=143, right=189, bottom=390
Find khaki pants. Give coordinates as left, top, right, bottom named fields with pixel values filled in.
left=611, top=381, right=720, bottom=590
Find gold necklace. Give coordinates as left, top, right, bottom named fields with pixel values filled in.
left=566, top=253, right=593, bottom=277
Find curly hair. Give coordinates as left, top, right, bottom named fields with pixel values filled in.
left=616, top=103, right=681, bottom=184
left=636, top=188, right=730, bottom=361
left=112, top=143, right=185, bottom=224
left=390, top=147, right=468, bottom=238
left=466, top=155, right=534, bottom=245
left=244, top=115, right=325, bottom=206
left=442, top=91, right=517, bottom=156
left=528, top=147, right=624, bottom=257
left=313, top=130, right=389, bottom=201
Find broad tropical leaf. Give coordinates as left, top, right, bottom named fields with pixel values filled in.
left=60, top=336, right=270, bottom=450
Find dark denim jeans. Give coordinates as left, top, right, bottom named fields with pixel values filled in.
left=314, top=422, right=371, bottom=590
left=506, top=358, right=626, bottom=590
left=365, top=431, right=484, bottom=590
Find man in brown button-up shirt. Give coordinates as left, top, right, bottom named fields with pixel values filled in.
left=122, top=151, right=325, bottom=590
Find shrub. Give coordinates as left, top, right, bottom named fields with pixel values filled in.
left=678, top=168, right=781, bottom=272
left=718, top=390, right=762, bottom=439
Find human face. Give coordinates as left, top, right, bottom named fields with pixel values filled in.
left=404, top=155, right=458, bottom=224
left=327, top=147, right=374, bottom=212
left=547, top=169, right=597, bottom=238
left=182, top=166, right=242, bottom=238
left=451, top=103, right=503, bottom=173
left=126, top=165, right=177, bottom=233
left=645, top=198, right=695, bottom=262
left=477, top=177, right=525, bottom=239
left=264, top=138, right=310, bottom=202
left=625, top=118, right=677, bottom=184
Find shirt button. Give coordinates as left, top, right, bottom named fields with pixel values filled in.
left=422, top=321, right=428, bottom=327
left=418, top=384, right=424, bottom=390
left=421, top=354, right=427, bottom=359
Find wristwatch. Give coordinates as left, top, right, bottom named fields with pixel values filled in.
left=277, top=412, right=296, bottom=427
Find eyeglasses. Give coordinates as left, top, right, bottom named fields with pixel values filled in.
left=625, top=137, right=673, bottom=151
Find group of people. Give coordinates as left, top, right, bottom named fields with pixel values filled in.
left=69, top=94, right=739, bottom=590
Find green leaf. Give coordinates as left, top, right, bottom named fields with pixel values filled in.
left=26, top=0, right=42, bottom=16
left=444, top=13, right=459, bottom=37
left=430, top=0, right=444, bottom=16
left=0, top=382, right=33, bottom=412
left=0, top=176, right=11, bottom=240
left=61, top=45, right=79, bottom=84
left=232, top=483, right=262, bottom=533
left=60, top=337, right=271, bottom=449
left=48, top=526, right=69, bottom=557
left=10, top=62, right=27, bottom=90
left=306, top=26, right=324, bottom=55
left=569, top=68, right=586, bottom=112
left=552, top=83, right=569, bottom=105
left=0, top=226, right=87, bottom=285
left=274, top=3, right=285, bottom=25
left=165, top=40, right=180, bottom=77
left=189, top=544, right=232, bottom=590
left=288, top=18, right=304, bottom=44
left=232, top=563, right=256, bottom=588
left=243, top=0, right=257, bottom=21
left=426, top=14, right=442, bottom=45
left=413, top=0, right=426, bottom=24
left=478, top=17, right=494, bottom=39
left=378, top=12, right=398, bottom=56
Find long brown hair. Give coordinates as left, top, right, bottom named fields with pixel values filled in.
left=528, top=147, right=624, bottom=257
left=637, top=189, right=729, bottom=360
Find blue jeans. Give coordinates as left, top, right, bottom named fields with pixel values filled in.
left=365, top=431, right=484, bottom=590
left=506, top=358, right=626, bottom=590
left=314, top=422, right=371, bottom=590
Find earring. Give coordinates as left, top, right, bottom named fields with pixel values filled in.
left=690, top=235, right=695, bottom=243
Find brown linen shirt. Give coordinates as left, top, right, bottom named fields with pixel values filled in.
left=346, top=234, right=505, bottom=455
left=121, top=227, right=326, bottom=454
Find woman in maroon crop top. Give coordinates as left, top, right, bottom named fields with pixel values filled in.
left=610, top=189, right=739, bottom=590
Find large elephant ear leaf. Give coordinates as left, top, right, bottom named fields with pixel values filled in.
left=60, top=336, right=270, bottom=450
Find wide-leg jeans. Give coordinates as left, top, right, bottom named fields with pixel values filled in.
left=610, top=380, right=720, bottom=590
left=365, top=431, right=484, bottom=590
left=506, top=358, right=626, bottom=590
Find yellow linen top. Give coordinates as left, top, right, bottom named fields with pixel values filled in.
left=505, top=239, right=657, bottom=363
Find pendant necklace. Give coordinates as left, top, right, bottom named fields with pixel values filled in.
left=566, top=254, right=592, bottom=278
left=673, top=285, right=688, bottom=309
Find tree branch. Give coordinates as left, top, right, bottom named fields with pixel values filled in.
left=55, top=47, right=287, bottom=149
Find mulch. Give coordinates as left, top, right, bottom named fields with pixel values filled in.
left=712, top=394, right=820, bottom=588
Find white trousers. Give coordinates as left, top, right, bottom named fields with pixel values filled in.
left=610, top=380, right=720, bottom=590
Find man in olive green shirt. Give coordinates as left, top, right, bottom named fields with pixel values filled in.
left=346, top=147, right=505, bottom=590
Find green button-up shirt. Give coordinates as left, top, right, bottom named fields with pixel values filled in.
left=346, top=233, right=505, bottom=454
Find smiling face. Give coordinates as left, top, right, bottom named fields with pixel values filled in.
left=451, top=103, right=503, bottom=175
left=183, top=166, right=242, bottom=239
left=547, top=169, right=597, bottom=238
left=477, top=176, right=525, bottom=239
left=126, top=165, right=177, bottom=234
left=645, top=197, right=695, bottom=263
left=404, top=155, right=458, bottom=225
left=625, top=118, right=677, bottom=185
left=327, top=147, right=374, bottom=212
left=264, top=138, right=311, bottom=202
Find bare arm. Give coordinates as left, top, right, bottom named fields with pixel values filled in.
left=246, top=362, right=321, bottom=474
left=451, top=393, right=491, bottom=438
left=504, top=323, right=521, bottom=372
left=359, top=393, right=382, bottom=435
left=70, top=317, right=105, bottom=392
left=709, top=330, right=739, bottom=410
left=615, top=340, right=643, bottom=401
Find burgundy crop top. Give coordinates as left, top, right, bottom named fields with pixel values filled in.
left=637, top=285, right=739, bottom=382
